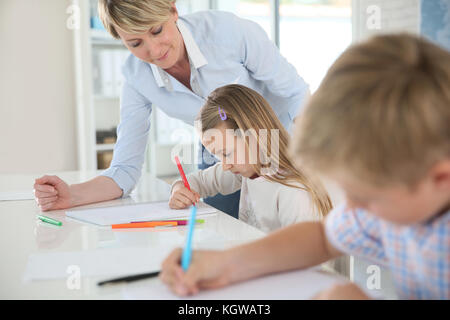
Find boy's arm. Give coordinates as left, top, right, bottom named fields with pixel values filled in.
left=226, top=220, right=343, bottom=284
left=161, top=219, right=343, bottom=295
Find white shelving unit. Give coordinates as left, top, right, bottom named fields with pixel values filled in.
left=72, top=0, right=133, bottom=170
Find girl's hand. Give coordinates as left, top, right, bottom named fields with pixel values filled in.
left=33, top=175, right=74, bottom=211
left=159, top=248, right=234, bottom=296
left=169, top=181, right=200, bottom=209
left=312, top=283, right=370, bottom=300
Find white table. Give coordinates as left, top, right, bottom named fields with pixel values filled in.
left=0, top=171, right=342, bottom=299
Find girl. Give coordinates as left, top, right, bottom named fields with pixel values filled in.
left=169, top=84, right=332, bottom=233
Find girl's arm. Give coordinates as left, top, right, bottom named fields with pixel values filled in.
left=172, top=162, right=242, bottom=199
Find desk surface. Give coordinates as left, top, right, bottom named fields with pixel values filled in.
left=0, top=171, right=340, bottom=299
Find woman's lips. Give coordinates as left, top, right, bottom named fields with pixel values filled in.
left=157, top=50, right=169, bottom=61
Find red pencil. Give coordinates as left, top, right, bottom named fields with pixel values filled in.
left=175, top=156, right=191, bottom=191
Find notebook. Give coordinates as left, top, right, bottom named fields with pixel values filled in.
left=65, top=201, right=217, bottom=226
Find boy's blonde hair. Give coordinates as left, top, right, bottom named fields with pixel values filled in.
left=198, top=84, right=333, bottom=219
left=98, top=0, right=175, bottom=39
left=291, top=34, right=450, bottom=187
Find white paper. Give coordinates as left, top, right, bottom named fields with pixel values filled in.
left=122, top=268, right=346, bottom=300
left=23, top=247, right=166, bottom=282
left=65, top=201, right=217, bottom=226
left=0, top=191, right=34, bottom=201
left=23, top=229, right=226, bottom=282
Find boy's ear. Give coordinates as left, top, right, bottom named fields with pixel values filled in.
left=430, top=159, right=450, bottom=191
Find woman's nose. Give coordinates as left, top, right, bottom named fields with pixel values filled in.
left=144, top=39, right=162, bottom=60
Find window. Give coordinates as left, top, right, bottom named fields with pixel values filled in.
left=214, top=0, right=352, bottom=92
left=216, top=0, right=272, bottom=39
left=279, top=0, right=352, bottom=92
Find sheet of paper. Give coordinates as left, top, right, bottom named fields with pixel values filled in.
left=65, top=201, right=217, bottom=226
left=23, top=247, right=166, bottom=282
left=0, top=191, right=34, bottom=201
left=122, top=268, right=347, bottom=300
left=23, top=229, right=226, bottom=282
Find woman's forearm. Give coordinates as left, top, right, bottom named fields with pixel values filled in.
left=69, top=176, right=123, bottom=207
left=226, top=221, right=339, bottom=283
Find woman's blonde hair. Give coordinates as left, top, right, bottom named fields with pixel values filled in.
left=198, top=84, right=333, bottom=219
left=291, top=33, right=450, bottom=187
left=98, top=0, right=176, bottom=39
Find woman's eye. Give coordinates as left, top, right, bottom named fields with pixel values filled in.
left=152, top=26, right=163, bottom=35
left=130, top=41, right=141, bottom=48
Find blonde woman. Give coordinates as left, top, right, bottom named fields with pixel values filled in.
left=169, top=84, right=332, bottom=232
left=33, top=0, right=309, bottom=218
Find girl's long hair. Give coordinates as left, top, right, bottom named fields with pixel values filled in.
left=197, top=84, right=333, bottom=218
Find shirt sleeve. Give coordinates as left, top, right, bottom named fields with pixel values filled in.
left=171, top=162, right=242, bottom=198
left=325, top=203, right=389, bottom=267
left=237, top=17, right=310, bottom=120
left=100, top=79, right=152, bottom=197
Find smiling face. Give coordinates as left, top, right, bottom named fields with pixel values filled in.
left=116, top=5, right=184, bottom=70
left=201, top=123, right=258, bottom=178
left=330, top=160, right=450, bottom=225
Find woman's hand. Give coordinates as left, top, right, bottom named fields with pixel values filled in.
left=312, top=283, right=370, bottom=300
left=159, top=248, right=234, bottom=296
left=169, top=181, right=200, bottom=209
left=33, top=175, right=74, bottom=211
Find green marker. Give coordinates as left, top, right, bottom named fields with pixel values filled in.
left=37, top=215, right=62, bottom=226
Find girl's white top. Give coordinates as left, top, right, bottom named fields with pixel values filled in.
left=172, top=163, right=320, bottom=233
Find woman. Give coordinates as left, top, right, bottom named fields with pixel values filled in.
left=33, top=0, right=309, bottom=218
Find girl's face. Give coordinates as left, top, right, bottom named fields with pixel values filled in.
left=116, top=5, right=184, bottom=70
left=201, top=123, right=258, bottom=178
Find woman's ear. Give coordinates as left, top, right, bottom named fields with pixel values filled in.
left=170, top=2, right=179, bottom=21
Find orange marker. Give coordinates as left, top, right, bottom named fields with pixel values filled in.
left=112, top=221, right=177, bottom=229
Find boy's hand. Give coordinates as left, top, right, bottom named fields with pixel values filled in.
left=312, top=283, right=370, bottom=300
left=160, top=248, right=233, bottom=296
left=169, top=181, right=200, bottom=209
left=34, top=175, right=73, bottom=211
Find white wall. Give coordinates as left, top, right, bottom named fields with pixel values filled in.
left=0, top=0, right=78, bottom=174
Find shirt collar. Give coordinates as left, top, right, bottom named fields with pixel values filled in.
left=150, top=19, right=208, bottom=88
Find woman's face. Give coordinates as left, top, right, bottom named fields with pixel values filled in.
left=116, top=5, right=184, bottom=70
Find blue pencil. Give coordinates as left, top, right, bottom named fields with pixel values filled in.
left=181, top=205, right=197, bottom=271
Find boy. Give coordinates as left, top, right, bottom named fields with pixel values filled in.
left=159, top=34, right=450, bottom=299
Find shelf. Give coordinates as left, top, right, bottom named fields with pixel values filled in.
left=96, top=143, right=115, bottom=151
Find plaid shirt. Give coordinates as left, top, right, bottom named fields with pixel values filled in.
left=325, top=204, right=450, bottom=299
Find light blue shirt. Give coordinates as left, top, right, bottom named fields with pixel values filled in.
left=101, top=10, right=310, bottom=197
